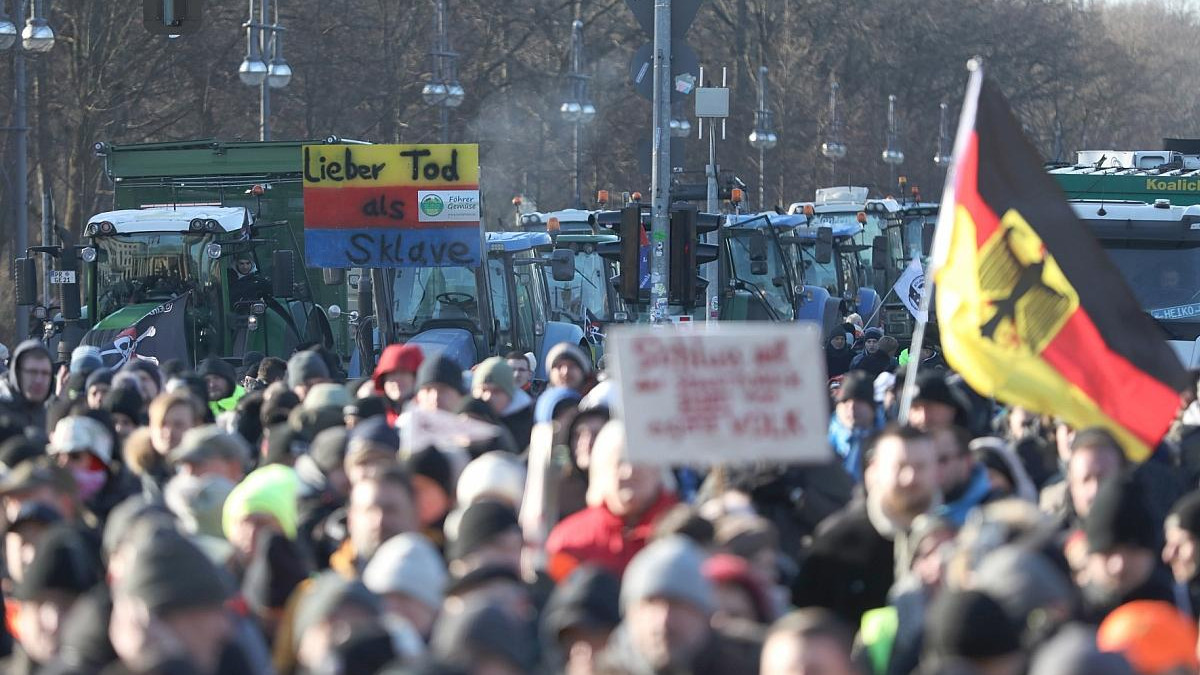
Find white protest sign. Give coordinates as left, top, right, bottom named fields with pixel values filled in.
left=398, top=407, right=500, bottom=456
left=608, top=322, right=831, bottom=466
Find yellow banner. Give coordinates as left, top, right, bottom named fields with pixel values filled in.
left=302, top=144, right=479, bottom=187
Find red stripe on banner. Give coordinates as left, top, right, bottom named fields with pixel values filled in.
left=303, top=185, right=479, bottom=229
left=953, top=132, right=1003, bottom=247
left=1041, top=309, right=1181, bottom=448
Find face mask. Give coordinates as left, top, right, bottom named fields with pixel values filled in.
left=72, top=467, right=107, bottom=502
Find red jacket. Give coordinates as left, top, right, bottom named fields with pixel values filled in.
left=545, top=491, right=678, bottom=582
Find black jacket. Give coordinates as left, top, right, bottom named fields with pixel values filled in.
left=825, top=339, right=854, bottom=378
left=791, top=501, right=896, bottom=628
left=0, top=340, right=52, bottom=432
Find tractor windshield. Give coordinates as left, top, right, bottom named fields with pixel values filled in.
left=92, top=233, right=211, bottom=321
left=726, top=230, right=795, bottom=320
left=548, top=249, right=609, bottom=321
left=393, top=265, right=481, bottom=332
left=1106, top=244, right=1200, bottom=322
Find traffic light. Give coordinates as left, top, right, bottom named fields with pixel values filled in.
left=668, top=205, right=720, bottom=310
left=618, top=204, right=643, bottom=303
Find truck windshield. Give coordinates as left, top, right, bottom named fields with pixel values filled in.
left=727, top=231, right=795, bottom=320
left=1105, top=245, right=1200, bottom=321
left=93, top=233, right=210, bottom=320
left=393, top=265, right=481, bottom=332
left=548, top=250, right=609, bottom=321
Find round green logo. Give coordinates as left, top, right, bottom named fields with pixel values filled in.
left=420, top=194, right=445, bottom=217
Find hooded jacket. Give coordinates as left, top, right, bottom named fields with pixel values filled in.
left=825, top=334, right=854, bottom=378
left=198, top=357, right=244, bottom=415
left=0, top=340, right=52, bottom=431
left=936, top=462, right=996, bottom=527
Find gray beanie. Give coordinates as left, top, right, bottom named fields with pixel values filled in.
left=546, top=342, right=592, bottom=376
left=973, top=546, right=1075, bottom=629
left=620, top=535, right=714, bottom=614
left=362, top=533, right=448, bottom=611
left=287, top=351, right=330, bottom=390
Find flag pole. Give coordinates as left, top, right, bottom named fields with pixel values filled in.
left=864, top=285, right=897, bottom=328
left=898, top=57, right=983, bottom=424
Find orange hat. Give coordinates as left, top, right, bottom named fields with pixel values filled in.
left=1097, top=600, right=1199, bottom=675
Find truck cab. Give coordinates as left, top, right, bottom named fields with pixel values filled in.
left=390, top=231, right=585, bottom=383
left=517, top=208, right=625, bottom=325
left=718, top=212, right=805, bottom=322
left=1071, top=199, right=1200, bottom=367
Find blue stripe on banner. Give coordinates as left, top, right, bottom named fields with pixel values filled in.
left=304, top=226, right=482, bottom=268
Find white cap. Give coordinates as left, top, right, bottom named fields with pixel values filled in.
left=49, top=416, right=114, bottom=467
left=455, top=451, right=526, bottom=508
left=363, top=533, right=447, bottom=611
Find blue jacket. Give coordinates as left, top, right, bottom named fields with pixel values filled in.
left=937, top=463, right=992, bottom=527
left=828, top=410, right=883, bottom=482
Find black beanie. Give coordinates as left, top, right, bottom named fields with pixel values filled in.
left=242, top=532, right=312, bottom=614
left=926, top=589, right=1020, bottom=660
left=0, top=435, right=44, bottom=471
left=345, top=395, right=387, bottom=421
left=309, top=427, right=350, bottom=475
left=542, top=565, right=621, bottom=643
left=417, top=355, right=465, bottom=395
left=407, top=446, right=454, bottom=498
left=102, top=385, right=144, bottom=421
left=14, top=525, right=102, bottom=601
left=835, top=370, right=876, bottom=405
left=332, top=625, right=398, bottom=674
left=1086, top=470, right=1162, bottom=554
left=450, top=500, right=519, bottom=562
left=117, top=527, right=231, bottom=615
left=457, top=396, right=500, bottom=424
left=1171, top=490, right=1200, bottom=538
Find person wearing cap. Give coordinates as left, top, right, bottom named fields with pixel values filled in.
left=0, top=340, right=54, bottom=431
left=119, top=359, right=163, bottom=403
left=223, top=464, right=301, bottom=566
left=760, top=608, right=860, bottom=675
left=1164, top=490, right=1200, bottom=619
left=171, top=424, right=251, bottom=484
left=373, top=343, right=424, bottom=423
left=330, top=465, right=419, bottom=577
left=825, top=330, right=854, bottom=378
left=921, top=588, right=1023, bottom=675
left=849, top=327, right=893, bottom=379
left=289, top=571, right=389, bottom=673
left=505, top=350, right=535, bottom=395
left=344, top=415, right=400, bottom=486
left=197, top=356, right=244, bottom=416
left=48, top=414, right=139, bottom=522
left=109, top=526, right=238, bottom=675
left=431, top=599, right=539, bottom=674
left=0, top=458, right=82, bottom=528
left=287, top=349, right=331, bottom=401
left=414, top=354, right=466, bottom=412
left=598, top=536, right=762, bottom=675
left=4, top=501, right=63, bottom=588
left=406, top=445, right=456, bottom=546
left=5, top=525, right=101, bottom=673
left=1083, top=470, right=1176, bottom=622
left=546, top=341, right=592, bottom=393
left=447, top=500, right=523, bottom=578
left=793, top=425, right=939, bottom=628
left=829, top=371, right=883, bottom=482
left=472, top=356, right=535, bottom=451
left=363, top=532, right=447, bottom=641
left=85, top=368, right=114, bottom=411
left=546, top=421, right=677, bottom=582
left=541, top=565, right=621, bottom=675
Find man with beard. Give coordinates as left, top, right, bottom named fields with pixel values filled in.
left=849, top=328, right=892, bottom=380
left=792, top=425, right=939, bottom=627
left=1163, top=490, right=1200, bottom=620
left=1083, top=469, right=1176, bottom=623
left=0, top=340, right=54, bottom=432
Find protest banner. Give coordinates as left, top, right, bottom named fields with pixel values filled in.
left=302, top=143, right=481, bottom=268
left=608, top=322, right=831, bottom=466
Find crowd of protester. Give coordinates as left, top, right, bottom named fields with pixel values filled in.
left=0, top=318, right=1193, bottom=675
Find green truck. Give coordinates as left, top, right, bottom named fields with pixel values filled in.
left=1049, top=149, right=1200, bottom=205
left=17, top=139, right=354, bottom=368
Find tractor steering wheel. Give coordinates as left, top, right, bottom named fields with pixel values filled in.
left=436, top=292, right=475, bottom=309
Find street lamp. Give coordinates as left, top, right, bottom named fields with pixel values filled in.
left=820, top=81, right=847, bottom=180
left=560, top=20, right=595, bottom=208
left=881, top=94, right=904, bottom=193
left=424, top=0, right=464, bottom=144
left=1, top=0, right=54, bottom=341
left=934, top=101, right=952, bottom=169
left=748, top=65, right=778, bottom=210
left=238, top=0, right=291, bottom=141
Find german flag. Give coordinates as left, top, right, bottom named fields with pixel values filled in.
left=931, top=66, right=1186, bottom=461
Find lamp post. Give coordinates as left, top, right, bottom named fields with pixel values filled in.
left=422, top=0, right=464, bottom=144
left=238, top=0, right=291, bottom=142
left=881, top=94, right=905, bottom=193
left=747, top=65, right=777, bottom=210
left=1, top=0, right=54, bottom=341
left=820, top=81, right=847, bottom=180
left=934, top=101, right=952, bottom=169
left=560, top=20, right=595, bottom=209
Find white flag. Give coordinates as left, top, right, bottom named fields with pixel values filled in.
left=893, top=259, right=928, bottom=322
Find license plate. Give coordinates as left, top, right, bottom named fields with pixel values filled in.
left=49, top=271, right=76, bottom=284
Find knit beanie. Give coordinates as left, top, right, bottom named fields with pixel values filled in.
left=407, top=446, right=455, bottom=498
left=472, top=357, right=515, bottom=398
left=546, top=342, right=592, bottom=376
left=163, top=473, right=235, bottom=539
left=701, top=553, right=774, bottom=623
left=222, top=464, right=301, bottom=540
left=169, top=425, right=252, bottom=466
left=542, top=565, right=621, bottom=643
left=117, top=526, right=231, bottom=615
left=373, top=344, right=425, bottom=391
left=431, top=601, right=538, bottom=672
left=102, top=385, right=144, bottom=422
left=450, top=500, right=520, bottom=562
left=348, top=416, right=400, bottom=455
left=287, top=350, right=330, bottom=390
left=417, top=355, right=465, bottom=395
left=363, top=533, right=448, bottom=611
left=293, top=572, right=381, bottom=643
left=85, top=368, right=113, bottom=392
left=69, top=346, right=104, bottom=377
left=925, top=589, right=1021, bottom=660
left=620, top=535, right=714, bottom=614
left=14, top=525, right=101, bottom=601
left=456, top=451, right=526, bottom=507
left=863, top=327, right=884, bottom=341
left=49, top=415, right=115, bottom=467
left=309, top=426, right=350, bottom=475
left=1086, top=470, right=1161, bottom=554
left=834, top=370, right=875, bottom=406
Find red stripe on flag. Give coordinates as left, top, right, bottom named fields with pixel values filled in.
left=303, top=185, right=479, bottom=230
left=1040, top=309, right=1181, bottom=449
left=952, top=132, right=1003, bottom=247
